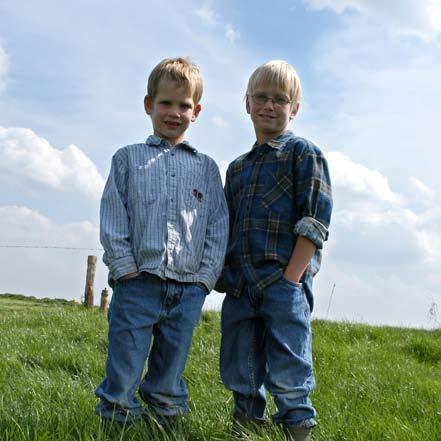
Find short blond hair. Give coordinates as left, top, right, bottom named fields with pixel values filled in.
left=147, top=57, right=203, bottom=104
left=246, top=60, right=301, bottom=104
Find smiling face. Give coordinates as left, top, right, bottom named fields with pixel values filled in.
left=246, top=83, right=299, bottom=145
left=144, top=79, right=201, bottom=145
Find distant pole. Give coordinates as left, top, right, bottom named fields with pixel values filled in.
left=100, top=288, right=109, bottom=312
left=84, top=255, right=97, bottom=307
left=326, top=283, right=336, bottom=318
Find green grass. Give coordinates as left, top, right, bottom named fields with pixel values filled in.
left=0, top=293, right=440, bottom=440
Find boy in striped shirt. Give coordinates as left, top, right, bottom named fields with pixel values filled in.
left=95, top=57, right=228, bottom=425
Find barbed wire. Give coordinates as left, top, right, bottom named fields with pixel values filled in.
left=0, top=245, right=104, bottom=251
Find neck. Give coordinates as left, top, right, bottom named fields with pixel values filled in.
left=255, top=129, right=287, bottom=146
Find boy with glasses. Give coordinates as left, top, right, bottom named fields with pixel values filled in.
left=217, top=60, right=333, bottom=441
left=95, top=57, right=228, bottom=426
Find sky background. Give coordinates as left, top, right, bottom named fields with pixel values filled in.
left=1, top=0, right=440, bottom=328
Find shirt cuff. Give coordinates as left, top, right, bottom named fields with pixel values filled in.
left=293, top=216, right=329, bottom=249
left=198, top=270, right=217, bottom=293
left=108, top=255, right=138, bottom=280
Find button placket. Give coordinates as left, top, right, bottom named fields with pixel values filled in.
left=166, top=149, right=178, bottom=268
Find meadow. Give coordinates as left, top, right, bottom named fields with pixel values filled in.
left=0, top=293, right=440, bottom=440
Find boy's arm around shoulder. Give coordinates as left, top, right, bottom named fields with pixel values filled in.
left=292, top=138, right=333, bottom=249
left=198, top=157, right=229, bottom=292
left=100, top=148, right=138, bottom=280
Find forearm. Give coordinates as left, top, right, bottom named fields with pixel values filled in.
left=199, top=161, right=229, bottom=291
left=100, top=151, right=137, bottom=280
left=199, top=206, right=229, bottom=290
left=284, top=235, right=316, bottom=283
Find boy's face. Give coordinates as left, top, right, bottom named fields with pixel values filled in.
left=246, top=83, right=299, bottom=144
left=144, top=79, right=201, bottom=145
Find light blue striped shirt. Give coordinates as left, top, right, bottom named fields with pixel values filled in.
left=100, top=135, right=229, bottom=291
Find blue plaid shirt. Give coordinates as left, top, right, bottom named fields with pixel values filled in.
left=219, top=131, right=332, bottom=309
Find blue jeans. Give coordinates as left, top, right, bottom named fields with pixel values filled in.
left=220, top=277, right=316, bottom=428
left=95, top=272, right=206, bottom=422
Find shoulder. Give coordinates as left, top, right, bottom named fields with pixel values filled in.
left=282, top=134, right=326, bottom=159
left=112, top=143, right=146, bottom=162
left=195, top=151, right=216, bottom=166
left=191, top=151, right=223, bottom=176
left=226, top=151, right=249, bottom=177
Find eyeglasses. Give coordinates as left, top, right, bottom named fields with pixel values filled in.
left=249, top=93, right=292, bottom=106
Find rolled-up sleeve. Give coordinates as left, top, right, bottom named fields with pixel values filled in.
left=293, top=143, right=333, bottom=249
left=198, top=159, right=229, bottom=292
left=100, top=150, right=138, bottom=280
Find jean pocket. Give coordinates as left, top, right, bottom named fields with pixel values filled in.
left=195, top=282, right=209, bottom=295
left=117, top=272, right=144, bottom=283
left=280, top=276, right=303, bottom=289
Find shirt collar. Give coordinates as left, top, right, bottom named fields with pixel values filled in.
left=252, top=130, right=294, bottom=151
left=145, top=135, right=198, bottom=153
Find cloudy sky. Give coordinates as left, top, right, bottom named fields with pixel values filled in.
left=1, top=0, right=440, bottom=328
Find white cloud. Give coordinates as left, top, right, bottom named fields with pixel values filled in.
left=0, top=127, right=105, bottom=198
left=212, top=115, right=228, bottom=129
left=0, top=205, right=99, bottom=248
left=225, top=24, right=239, bottom=42
left=305, top=0, right=441, bottom=37
left=327, top=152, right=441, bottom=262
left=194, top=4, right=217, bottom=26
left=312, top=151, right=441, bottom=328
left=0, top=204, right=226, bottom=311
left=0, top=205, right=107, bottom=302
left=193, top=5, right=240, bottom=43
left=302, top=9, right=441, bottom=201
left=218, top=160, right=229, bottom=185
left=0, top=45, right=9, bottom=92
left=328, top=152, right=405, bottom=208
left=314, top=262, right=440, bottom=329
left=409, top=177, right=434, bottom=201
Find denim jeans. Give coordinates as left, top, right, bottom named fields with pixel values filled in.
left=95, top=272, right=206, bottom=422
left=220, top=277, right=316, bottom=428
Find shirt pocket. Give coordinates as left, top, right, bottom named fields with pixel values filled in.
left=261, top=171, right=293, bottom=211
left=129, top=165, right=162, bottom=205
left=183, top=186, right=209, bottom=217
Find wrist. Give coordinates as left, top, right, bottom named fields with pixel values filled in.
left=283, top=270, right=300, bottom=284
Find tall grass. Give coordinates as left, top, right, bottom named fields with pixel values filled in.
left=0, top=294, right=440, bottom=440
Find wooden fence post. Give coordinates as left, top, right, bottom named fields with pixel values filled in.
left=100, top=288, right=109, bottom=311
left=84, top=255, right=97, bottom=307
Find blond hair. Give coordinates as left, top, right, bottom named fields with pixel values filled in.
left=147, top=57, right=203, bottom=104
left=246, top=60, right=301, bottom=104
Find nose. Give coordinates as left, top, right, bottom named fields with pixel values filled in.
left=263, top=98, right=275, bottom=109
left=168, top=105, right=180, bottom=118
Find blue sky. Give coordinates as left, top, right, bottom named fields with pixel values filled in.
left=1, top=0, right=440, bottom=328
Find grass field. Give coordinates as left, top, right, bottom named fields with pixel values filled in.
left=0, top=293, right=440, bottom=440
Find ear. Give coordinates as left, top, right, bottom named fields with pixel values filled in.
left=191, top=103, right=202, bottom=122
left=144, top=95, right=152, bottom=115
left=289, top=103, right=300, bottom=120
left=245, top=95, right=251, bottom=114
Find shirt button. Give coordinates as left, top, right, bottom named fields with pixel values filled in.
left=171, top=152, right=175, bottom=156
left=171, top=173, right=176, bottom=177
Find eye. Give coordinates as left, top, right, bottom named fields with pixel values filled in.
left=159, top=100, right=172, bottom=106
left=275, top=95, right=290, bottom=105
left=180, top=103, right=193, bottom=110
left=254, top=94, right=268, bottom=103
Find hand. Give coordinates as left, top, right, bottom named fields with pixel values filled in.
left=283, top=271, right=300, bottom=284
left=214, top=277, right=226, bottom=293
left=119, top=272, right=139, bottom=281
